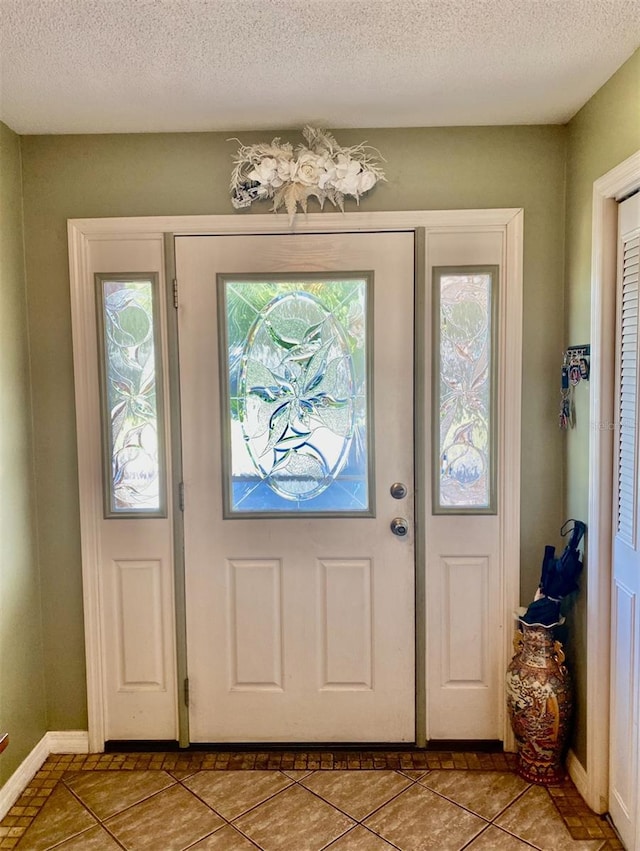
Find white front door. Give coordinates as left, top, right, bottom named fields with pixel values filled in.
left=609, top=192, right=640, bottom=850
left=176, top=231, right=415, bottom=742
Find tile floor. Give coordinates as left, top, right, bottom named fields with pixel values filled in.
left=0, top=752, right=624, bottom=851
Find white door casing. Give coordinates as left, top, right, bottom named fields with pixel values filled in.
left=176, top=232, right=416, bottom=742
left=67, top=209, right=522, bottom=751
left=609, top=192, right=640, bottom=851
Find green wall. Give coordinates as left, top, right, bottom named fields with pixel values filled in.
left=564, top=48, right=640, bottom=766
left=20, top=125, right=567, bottom=732
left=0, top=122, right=47, bottom=783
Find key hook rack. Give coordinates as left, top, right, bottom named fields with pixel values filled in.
left=563, top=344, right=590, bottom=382
left=559, top=344, right=590, bottom=430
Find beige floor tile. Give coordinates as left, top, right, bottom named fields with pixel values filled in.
left=419, top=771, right=529, bottom=819
left=364, top=783, right=486, bottom=851
left=325, top=825, right=398, bottom=849
left=495, top=786, right=605, bottom=851
left=189, top=824, right=259, bottom=849
left=49, top=824, right=123, bottom=849
left=105, top=784, right=224, bottom=851
left=465, top=825, right=539, bottom=850
left=65, top=770, right=175, bottom=819
left=16, top=784, right=96, bottom=851
left=12, top=763, right=612, bottom=851
left=302, top=770, right=411, bottom=820
left=183, top=770, right=292, bottom=819
left=234, top=783, right=354, bottom=851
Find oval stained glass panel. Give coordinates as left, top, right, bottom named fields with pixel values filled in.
left=220, top=276, right=371, bottom=515
left=241, top=292, right=356, bottom=500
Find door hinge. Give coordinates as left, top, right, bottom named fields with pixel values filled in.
left=183, top=677, right=190, bottom=707
left=173, top=278, right=178, bottom=309
left=178, top=481, right=185, bottom=512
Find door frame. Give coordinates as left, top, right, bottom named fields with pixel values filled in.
left=68, top=208, right=523, bottom=752
left=581, top=150, right=640, bottom=815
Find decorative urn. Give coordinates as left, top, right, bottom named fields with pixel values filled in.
left=506, top=615, right=573, bottom=784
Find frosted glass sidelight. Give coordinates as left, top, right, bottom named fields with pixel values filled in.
left=220, top=276, right=371, bottom=515
left=434, top=267, right=497, bottom=513
left=97, top=276, right=165, bottom=516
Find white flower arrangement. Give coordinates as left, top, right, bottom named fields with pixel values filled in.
left=229, top=126, right=386, bottom=220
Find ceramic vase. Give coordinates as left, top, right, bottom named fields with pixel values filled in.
left=506, top=617, right=573, bottom=784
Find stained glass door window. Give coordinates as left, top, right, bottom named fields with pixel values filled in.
left=96, top=274, right=166, bottom=517
left=433, top=266, right=498, bottom=513
left=219, top=274, right=372, bottom=516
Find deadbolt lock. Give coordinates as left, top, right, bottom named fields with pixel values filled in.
left=390, top=482, right=407, bottom=499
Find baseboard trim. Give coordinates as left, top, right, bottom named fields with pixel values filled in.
left=0, top=734, right=49, bottom=821
left=567, top=748, right=590, bottom=805
left=47, top=731, right=89, bottom=754
left=0, top=731, right=89, bottom=820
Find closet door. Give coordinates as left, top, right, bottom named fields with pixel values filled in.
left=609, top=192, right=640, bottom=851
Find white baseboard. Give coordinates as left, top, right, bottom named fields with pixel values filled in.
left=0, top=734, right=49, bottom=821
left=47, top=731, right=89, bottom=754
left=0, top=731, right=89, bottom=820
left=567, top=748, right=590, bottom=804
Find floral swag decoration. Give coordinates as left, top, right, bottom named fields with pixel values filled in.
left=229, top=126, right=386, bottom=219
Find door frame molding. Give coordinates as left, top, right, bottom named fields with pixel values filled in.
left=68, top=208, right=523, bottom=752
left=584, top=150, right=640, bottom=814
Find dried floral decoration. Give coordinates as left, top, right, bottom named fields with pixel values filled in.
left=229, top=126, right=386, bottom=220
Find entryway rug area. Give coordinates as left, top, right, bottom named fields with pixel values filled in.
left=0, top=752, right=623, bottom=850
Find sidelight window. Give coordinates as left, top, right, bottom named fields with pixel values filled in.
left=96, top=274, right=166, bottom=517
left=433, top=266, right=498, bottom=514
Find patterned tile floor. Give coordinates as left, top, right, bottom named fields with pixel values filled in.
left=0, top=752, right=624, bottom=851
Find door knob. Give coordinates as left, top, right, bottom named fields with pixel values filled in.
left=390, top=517, right=409, bottom=537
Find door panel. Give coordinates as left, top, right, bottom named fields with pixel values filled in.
left=609, top=192, right=640, bottom=850
left=176, top=232, right=415, bottom=742
left=89, top=236, right=178, bottom=741
left=425, top=231, right=503, bottom=740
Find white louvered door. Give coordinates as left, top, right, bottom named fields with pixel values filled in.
left=610, top=191, right=640, bottom=851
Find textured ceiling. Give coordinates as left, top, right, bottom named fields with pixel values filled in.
left=1, top=0, right=639, bottom=134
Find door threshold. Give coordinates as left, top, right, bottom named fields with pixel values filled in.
left=106, top=741, right=419, bottom=753
left=426, top=740, right=503, bottom=753
left=105, top=739, right=504, bottom=754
